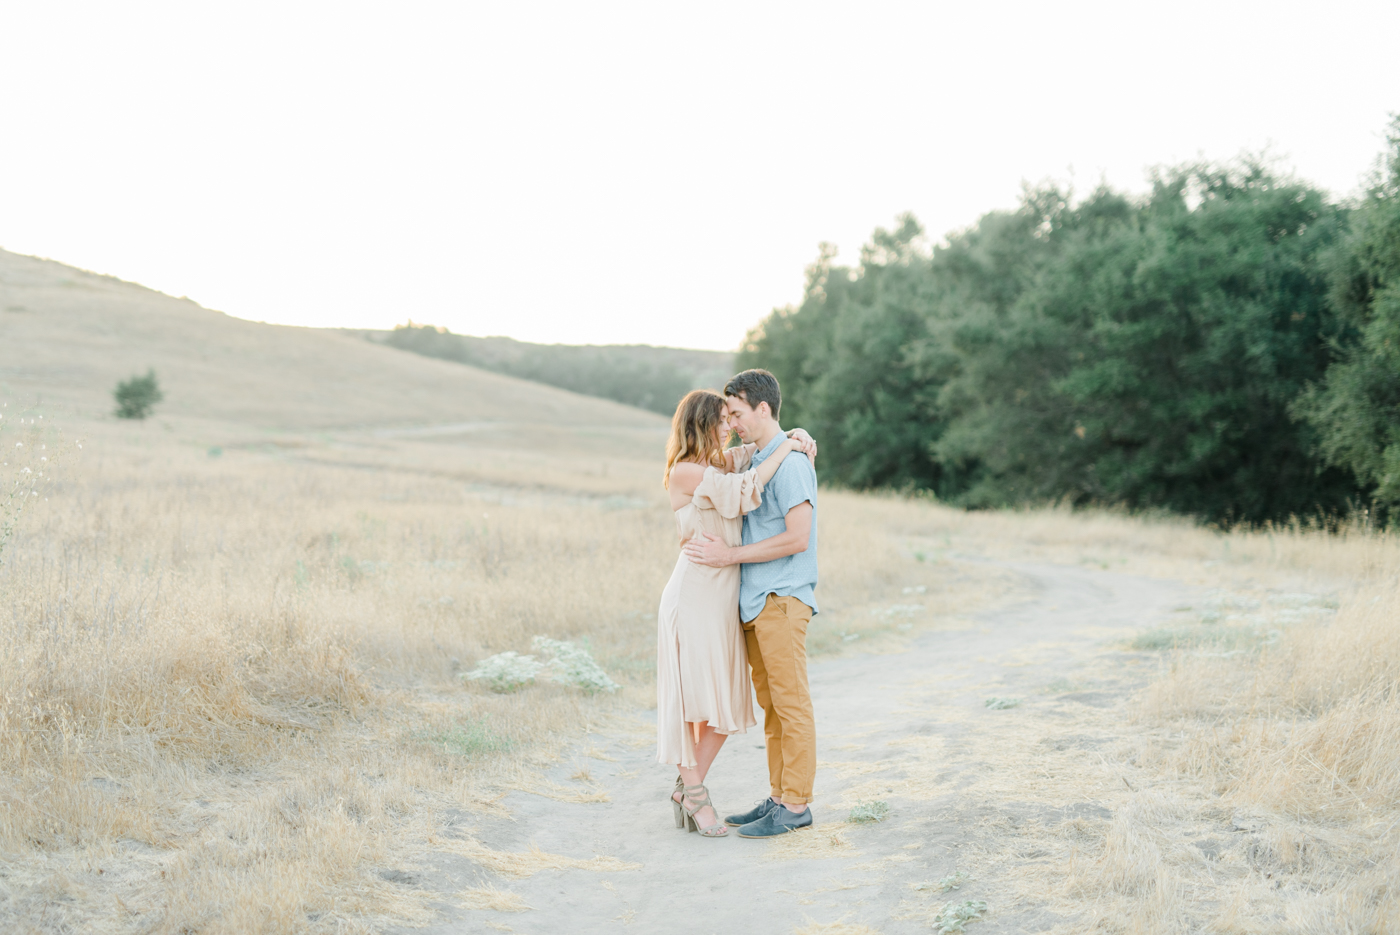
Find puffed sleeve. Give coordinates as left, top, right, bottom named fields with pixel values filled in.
left=726, top=443, right=757, bottom=473
left=691, top=465, right=763, bottom=519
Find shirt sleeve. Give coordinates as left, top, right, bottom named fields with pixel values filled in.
left=769, top=456, right=817, bottom=516
left=726, top=443, right=757, bottom=473
left=691, top=465, right=764, bottom=519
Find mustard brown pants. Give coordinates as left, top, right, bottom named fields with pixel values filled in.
left=742, top=593, right=815, bottom=805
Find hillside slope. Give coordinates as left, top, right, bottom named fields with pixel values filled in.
left=346, top=324, right=734, bottom=416
left=0, top=249, right=667, bottom=434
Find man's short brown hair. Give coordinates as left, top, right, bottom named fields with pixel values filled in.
left=724, top=369, right=781, bottom=420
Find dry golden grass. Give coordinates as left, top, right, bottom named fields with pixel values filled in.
left=0, top=406, right=1007, bottom=931
left=764, top=823, right=859, bottom=862
left=0, top=413, right=671, bottom=932
left=872, top=489, right=1398, bottom=586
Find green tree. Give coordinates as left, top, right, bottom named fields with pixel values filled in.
left=113, top=369, right=164, bottom=419
left=915, top=185, right=1118, bottom=502
left=937, top=166, right=1352, bottom=522
left=742, top=157, right=1363, bottom=523
left=1293, top=117, right=1400, bottom=516
left=739, top=217, right=949, bottom=491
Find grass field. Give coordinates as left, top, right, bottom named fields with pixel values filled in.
left=6, top=410, right=1398, bottom=932
left=4, top=248, right=1398, bottom=932
left=0, top=410, right=1019, bottom=932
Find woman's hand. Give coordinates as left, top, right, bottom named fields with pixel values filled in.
left=786, top=428, right=818, bottom=463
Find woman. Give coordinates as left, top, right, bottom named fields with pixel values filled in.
left=657, top=389, right=812, bottom=838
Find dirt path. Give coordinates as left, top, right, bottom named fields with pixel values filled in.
left=416, top=560, right=1193, bottom=934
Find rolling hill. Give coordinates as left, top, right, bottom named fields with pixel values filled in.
left=0, top=249, right=669, bottom=437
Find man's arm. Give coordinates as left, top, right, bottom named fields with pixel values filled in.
left=682, top=501, right=812, bottom=567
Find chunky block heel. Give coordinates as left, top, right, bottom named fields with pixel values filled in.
left=679, top=783, right=728, bottom=838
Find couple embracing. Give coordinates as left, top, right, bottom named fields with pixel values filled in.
left=657, top=368, right=819, bottom=839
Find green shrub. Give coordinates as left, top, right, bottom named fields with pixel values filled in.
left=938, top=871, right=969, bottom=892
left=935, top=899, right=988, bottom=933
left=848, top=800, right=891, bottom=822
left=113, top=369, right=163, bottom=419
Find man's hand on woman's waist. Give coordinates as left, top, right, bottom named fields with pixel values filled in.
left=683, top=502, right=813, bottom=567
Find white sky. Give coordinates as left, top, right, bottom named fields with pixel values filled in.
left=2, top=1, right=1397, bottom=351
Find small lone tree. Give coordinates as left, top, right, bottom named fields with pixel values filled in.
left=113, top=369, right=164, bottom=419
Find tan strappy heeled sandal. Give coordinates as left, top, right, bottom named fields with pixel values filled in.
left=680, top=783, right=728, bottom=837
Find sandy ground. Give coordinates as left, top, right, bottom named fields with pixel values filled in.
left=401, top=559, right=1192, bottom=934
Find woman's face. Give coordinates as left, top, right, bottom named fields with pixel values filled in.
left=711, top=405, right=733, bottom=445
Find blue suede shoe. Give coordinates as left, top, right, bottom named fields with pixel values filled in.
left=736, top=805, right=813, bottom=837
left=725, top=797, right=778, bottom=828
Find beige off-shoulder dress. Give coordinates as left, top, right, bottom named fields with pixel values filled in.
left=656, top=447, right=762, bottom=768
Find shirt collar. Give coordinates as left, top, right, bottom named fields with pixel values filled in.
left=751, top=430, right=786, bottom=465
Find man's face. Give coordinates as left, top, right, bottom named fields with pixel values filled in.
left=724, top=394, right=765, bottom=443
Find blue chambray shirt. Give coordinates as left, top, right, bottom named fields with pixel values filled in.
left=739, top=432, right=819, bottom=623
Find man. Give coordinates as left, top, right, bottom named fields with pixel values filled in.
left=682, top=368, right=819, bottom=836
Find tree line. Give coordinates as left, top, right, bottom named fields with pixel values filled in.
left=370, top=326, right=733, bottom=416
left=737, top=120, right=1400, bottom=525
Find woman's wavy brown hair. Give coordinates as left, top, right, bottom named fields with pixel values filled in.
left=663, top=389, right=728, bottom=489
